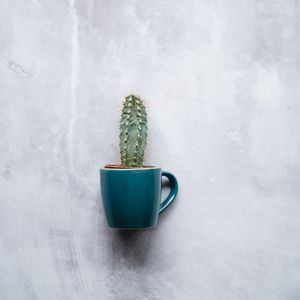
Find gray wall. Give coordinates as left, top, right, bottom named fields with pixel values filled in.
left=1, top=0, right=300, bottom=299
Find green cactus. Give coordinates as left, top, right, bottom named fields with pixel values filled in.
left=119, top=95, right=148, bottom=167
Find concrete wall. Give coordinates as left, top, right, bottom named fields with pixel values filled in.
left=1, top=0, right=300, bottom=299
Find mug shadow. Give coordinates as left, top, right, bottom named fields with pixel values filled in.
left=108, top=228, right=157, bottom=268
left=104, top=228, right=159, bottom=296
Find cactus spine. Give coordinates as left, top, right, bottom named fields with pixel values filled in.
left=119, top=95, right=148, bottom=167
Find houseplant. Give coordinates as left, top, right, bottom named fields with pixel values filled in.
left=100, top=94, right=178, bottom=229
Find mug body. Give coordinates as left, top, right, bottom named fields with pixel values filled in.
left=100, top=167, right=162, bottom=228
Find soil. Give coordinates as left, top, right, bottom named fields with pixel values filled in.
left=104, top=164, right=155, bottom=169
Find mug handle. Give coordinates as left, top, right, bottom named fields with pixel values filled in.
left=159, top=171, right=178, bottom=214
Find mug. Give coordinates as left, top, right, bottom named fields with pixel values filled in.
left=100, top=167, right=178, bottom=228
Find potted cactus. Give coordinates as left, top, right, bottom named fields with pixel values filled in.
left=100, top=95, right=178, bottom=229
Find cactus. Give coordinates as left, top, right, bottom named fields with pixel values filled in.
left=119, top=95, right=148, bottom=167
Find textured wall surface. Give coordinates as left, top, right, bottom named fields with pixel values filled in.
left=1, top=1, right=300, bottom=299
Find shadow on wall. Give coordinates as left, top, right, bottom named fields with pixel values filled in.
left=109, top=229, right=154, bottom=268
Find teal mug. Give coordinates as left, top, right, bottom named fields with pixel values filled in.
left=100, top=167, right=178, bottom=229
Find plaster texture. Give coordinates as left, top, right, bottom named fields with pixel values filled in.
left=1, top=0, right=300, bottom=299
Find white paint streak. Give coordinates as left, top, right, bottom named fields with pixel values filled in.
left=68, top=0, right=79, bottom=172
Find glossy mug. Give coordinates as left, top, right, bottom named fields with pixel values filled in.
left=100, top=167, right=178, bottom=228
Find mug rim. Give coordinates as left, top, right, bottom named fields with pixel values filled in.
left=100, top=166, right=161, bottom=171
